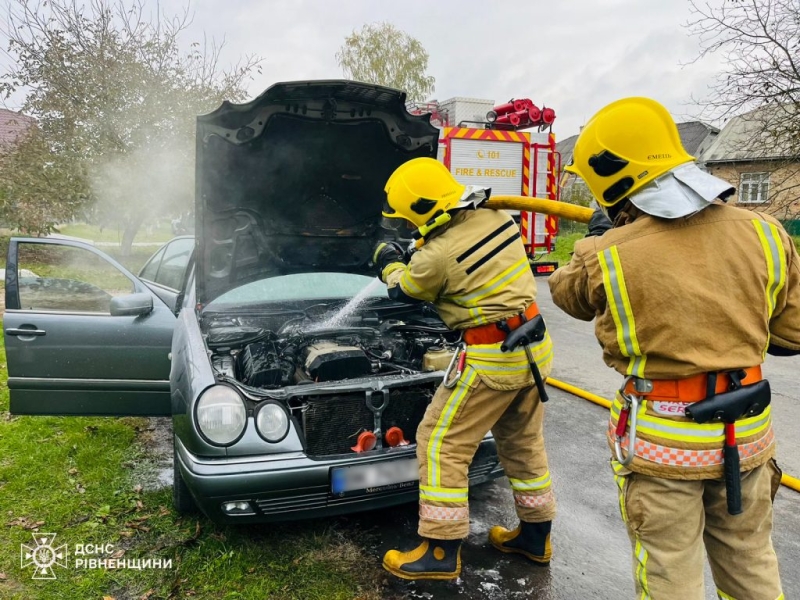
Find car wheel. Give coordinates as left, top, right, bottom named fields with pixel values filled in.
left=173, top=444, right=198, bottom=514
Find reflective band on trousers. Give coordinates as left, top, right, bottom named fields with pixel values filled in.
left=611, top=396, right=772, bottom=443
left=598, top=245, right=647, bottom=378
left=466, top=334, right=554, bottom=375
left=509, top=471, right=551, bottom=492
left=609, top=424, right=775, bottom=468
left=514, top=489, right=555, bottom=508
left=428, top=366, right=478, bottom=487
left=419, top=485, right=468, bottom=503
left=419, top=504, right=470, bottom=521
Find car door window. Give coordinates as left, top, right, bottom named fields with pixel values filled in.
left=153, top=238, right=193, bottom=291
left=16, top=242, right=134, bottom=313
left=139, top=245, right=166, bottom=281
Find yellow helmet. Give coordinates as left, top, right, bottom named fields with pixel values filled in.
left=565, top=97, right=694, bottom=207
left=383, top=157, right=466, bottom=228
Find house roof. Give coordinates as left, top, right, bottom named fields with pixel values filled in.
left=556, top=134, right=578, bottom=165
left=0, top=109, right=34, bottom=148
left=556, top=122, right=716, bottom=167
left=676, top=121, right=718, bottom=156
left=700, top=104, right=798, bottom=163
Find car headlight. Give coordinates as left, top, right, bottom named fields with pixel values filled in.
left=255, top=402, right=290, bottom=443
left=195, top=385, right=247, bottom=446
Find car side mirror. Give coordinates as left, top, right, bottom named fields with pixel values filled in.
left=110, top=293, right=153, bottom=317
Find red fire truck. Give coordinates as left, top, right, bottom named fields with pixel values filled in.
left=409, top=97, right=561, bottom=275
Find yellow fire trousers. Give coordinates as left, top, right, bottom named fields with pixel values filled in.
left=415, top=365, right=555, bottom=540
left=613, top=459, right=784, bottom=599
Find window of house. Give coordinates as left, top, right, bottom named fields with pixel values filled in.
left=739, top=172, right=770, bottom=205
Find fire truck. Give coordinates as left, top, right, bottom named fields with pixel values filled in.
left=408, top=97, right=561, bottom=275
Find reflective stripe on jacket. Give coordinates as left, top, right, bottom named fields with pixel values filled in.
left=549, top=204, right=800, bottom=479
left=386, top=208, right=551, bottom=390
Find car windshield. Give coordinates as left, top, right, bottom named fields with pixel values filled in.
left=206, top=272, right=387, bottom=308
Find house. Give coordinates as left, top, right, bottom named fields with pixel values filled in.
left=700, top=105, right=800, bottom=219
left=0, top=109, right=34, bottom=150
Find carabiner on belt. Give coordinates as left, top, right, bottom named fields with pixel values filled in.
left=443, top=341, right=467, bottom=389
left=614, top=376, right=641, bottom=466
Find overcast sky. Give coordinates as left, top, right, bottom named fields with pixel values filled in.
left=2, top=0, right=726, bottom=139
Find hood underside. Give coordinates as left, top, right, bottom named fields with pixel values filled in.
left=196, top=80, right=439, bottom=305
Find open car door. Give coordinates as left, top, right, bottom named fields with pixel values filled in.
left=4, top=238, right=175, bottom=416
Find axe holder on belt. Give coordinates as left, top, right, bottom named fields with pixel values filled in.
left=499, top=314, right=549, bottom=403
left=685, top=371, right=771, bottom=516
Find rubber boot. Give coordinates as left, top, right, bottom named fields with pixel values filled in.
left=489, top=520, right=552, bottom=565
left=382, top=538, right=462, bottom=580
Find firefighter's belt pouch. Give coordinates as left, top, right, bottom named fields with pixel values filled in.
left=500, top=315, right=549, bottom=403
left=685, top=374, right=771, bottom=516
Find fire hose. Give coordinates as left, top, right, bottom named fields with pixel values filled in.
left=484, top=195, right=594, bottom=224
left=546, top=377, right=800, bottom=494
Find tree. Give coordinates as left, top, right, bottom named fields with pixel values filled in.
left=687, top=0, right=800, bottom=215
left=336, top=22, right=435, bottom=102
left=0, top=0, right=261, bottom=254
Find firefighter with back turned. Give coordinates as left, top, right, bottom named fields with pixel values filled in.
left=549, top=97, right=800, bottom=599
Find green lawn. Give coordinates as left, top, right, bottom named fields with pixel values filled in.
left=549, top=232, right=585, bottom=266
left=57, top=223, right=174, bottom=245
left=0, top=330, right=385, bottom=599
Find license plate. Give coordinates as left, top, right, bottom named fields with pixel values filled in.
left=331, top=458, right=419, bottom=496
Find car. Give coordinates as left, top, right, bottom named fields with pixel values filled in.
left=3, top=80, right=503, bottom=524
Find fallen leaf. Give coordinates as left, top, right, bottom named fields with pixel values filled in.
left=0, top=572, right=6, bottom=580
left=118, top=530, right=135, bottom=538
left=136, top=500, right=144, bottom=510
left=158, top=506, right=170, bottom=517
left=139, top=591, right=154, bottom=600
left=133, top=484, right=143, bottom=494
left=102, top=596, right=115, bottom=600
left=68, top=468, right=78, bottom=475
left=76, top=484, right=86, bottom=494
left=110, top=549, right=125, bottom=559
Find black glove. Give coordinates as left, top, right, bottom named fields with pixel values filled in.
left=372, top=241, right=407, bottom=281
left=586, top=208, right=613, bottom=237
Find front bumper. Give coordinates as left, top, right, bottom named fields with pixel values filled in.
left=176, top=437, right=503, bottom=524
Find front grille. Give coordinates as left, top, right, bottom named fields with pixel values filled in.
left=302, top=386, right=435, bottom=457
left=254, top=492, right=328, bottom=515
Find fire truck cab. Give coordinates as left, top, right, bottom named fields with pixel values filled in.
left=408, top=97, right=560, bottom=275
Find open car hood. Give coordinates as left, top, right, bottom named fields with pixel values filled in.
left=195, top=80, right=439, bottom=305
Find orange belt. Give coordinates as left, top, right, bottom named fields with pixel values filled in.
left=623, top=366, right=762, bottom=403
left=462, top=303, right=540, bottom=346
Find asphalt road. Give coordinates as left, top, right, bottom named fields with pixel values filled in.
left=368, top=283, right=800, bottom=600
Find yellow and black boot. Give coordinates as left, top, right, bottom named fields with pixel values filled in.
left=382, top=538, right=462, bottom=580
left=489, top=520, right=552, bottom=565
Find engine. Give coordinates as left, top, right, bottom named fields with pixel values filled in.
left=206, top=310, right=460, bottom=389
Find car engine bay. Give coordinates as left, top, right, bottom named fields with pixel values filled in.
left=203, top=301, right=461, bottom=391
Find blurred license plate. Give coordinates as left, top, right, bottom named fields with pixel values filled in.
left=331, top=458, right=419, bottom=495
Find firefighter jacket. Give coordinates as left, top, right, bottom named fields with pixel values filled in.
left=549, top=203, right=800, bottom=479
left=385, top=208, right=553, bottom=391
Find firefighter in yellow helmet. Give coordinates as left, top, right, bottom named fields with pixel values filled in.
left=374, top=157, right=557, bottom=580
left=550, top=97, right=800, bottom=599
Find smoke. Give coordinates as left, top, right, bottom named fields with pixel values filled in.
left=88, top=129, right=195, bottom=241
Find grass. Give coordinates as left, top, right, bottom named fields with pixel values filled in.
left=56, top=223, right=174, bottom=245
left=548, top=232, right=586, bottom=267
left=0, top=327, right=386, bottom=599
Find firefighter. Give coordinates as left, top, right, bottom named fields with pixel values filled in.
left=373, top=157, right=556, bottom=580
left=549, top=97, right=800, bottom=599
